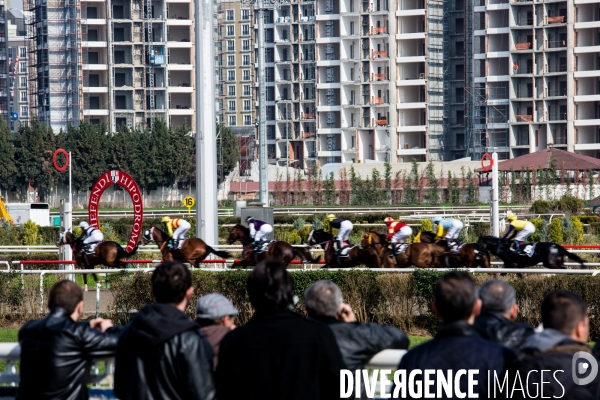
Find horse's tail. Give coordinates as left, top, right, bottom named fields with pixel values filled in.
left=294, top=247, right=322, bottom=264
left=559, top=245, right=585, bottom=268
left=119, top=244, right=139, bottom=259
left=206, top=245, right=232, bottom=260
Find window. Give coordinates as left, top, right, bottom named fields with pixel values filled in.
left=242, top=40, right=250, bottom=51
left=228, top=115, right=236, bottom=125
left=228, top=100, right=236, bottom=111
left=19, top=47, right=26, bottom=58
left=242, top=70, right=250, bottom=81
left=227, top=55, right=235, bottom=66
left=225, top=9, right=234, bottom=21
left=228, top=85, right=236, bottom=96
left=19, top=77, right=26, bottom=88
left=242, top=54, right=250, bottom=66
left=226, top=25, right=234, bottom=36
left=242, top=9, right=250, bottom=20
left=242, top=24, right=250, bottom=36
left=227, top=40, right=235, bottom=51
left=21, top=105, right=28, bottom=117
left=19, top=62, right=26, bottom=73
left=243, top=84, right=251, bottom=96
left=244, top=115, right=252, bottom=125
left=227, top=70, right=235, bottom=81
left=243, top=100, right=251, bottom=111
left=20, top=91, right=27, bottom=102
left=7, top=47, right=12, bottom=58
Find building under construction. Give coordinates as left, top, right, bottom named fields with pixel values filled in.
left=25, top=0, right=195, bottom=133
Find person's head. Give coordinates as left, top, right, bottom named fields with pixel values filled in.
left=247, top=259, right=294, bottom=312
left=78, top=221, right=89, bottom=229
left=541, top=290, right=589, bottom=343
left=245, top=216, right=254, bottom=224
left=152, top=261, right=193, bottom=309
left=507, top=213, right=517, bottom=222
left=196, top=293, right=238, bottom=328
left=479, top=279, right=518, bottom=320
left=384, top=217, right=394, bottom=225
left=432, top=271, right=481, bottom=324
left=326, top=214, right=336, bottom=222
left=433, top=216, right=442, bottom=225
left=49, top=280, right=84, bottom=320
left=304, top=280, right=343, bottom=319
left=161, top=216, right=171, bottom=223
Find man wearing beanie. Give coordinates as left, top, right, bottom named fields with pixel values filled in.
left=196, top=293, right=238, bottom=368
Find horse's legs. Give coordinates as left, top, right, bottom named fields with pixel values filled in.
left=83, top=273, right=88, bottom=292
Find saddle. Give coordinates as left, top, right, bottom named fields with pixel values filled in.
left=520, top=243, right=536, bottom=257
left=255, top=240, right=274, bottom=253
left=390, top=243, right=408, bottom=256
left=336, top=245, right=356, bottom=258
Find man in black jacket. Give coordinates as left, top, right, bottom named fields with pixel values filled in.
left=216, top=259, right=344, bottom=400
left=304, top=279, right=408, bottom=369
left=18, top=279, right=117, bottom=400
left=474, top=279, right=534, bottom=353
left=114, top=261, right=215, bottom=400
left=517, top=290, right=600, bottom=399
left=395, top=271, right=516, bottom=399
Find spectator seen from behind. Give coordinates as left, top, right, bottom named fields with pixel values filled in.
left=216, top=259, right=344, bottom=400
left=474, top=279, right=534, bottom=353
left=196, top=293, right=238, bottom=368
left=115, top=261, right=215, bottom=400
left=18, top=280, right=117, bottom=400
left=395, top=271, right=516, bottom=399
left=304, top=279, right=408, bottom=369
left=518, top=291, right=600, bottom=399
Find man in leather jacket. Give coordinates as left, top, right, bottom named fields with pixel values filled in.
left=304, top=280, right=409, bottom=370
left=18, top=280, right=118, bottom=400
left=474, top=279, right=534, bottom=354
left=114, top=261, right=215, bottom=400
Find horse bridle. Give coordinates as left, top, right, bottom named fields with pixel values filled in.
left=142, top=227, right=155, bottom=245
left=305, top=230, right=329, bottom=248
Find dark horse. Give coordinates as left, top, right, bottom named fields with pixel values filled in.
left=419, top=231, right=491, bottom=269
left=363, top=230, right=447, bottom=268
left=142, top=227, right=232, bottom=268
left=477, top=236, right=585, bottom=269
left=226, top=224, right=320, bottom=268
left=306, top=229, right=381, bottom=268
left=56, top=230, right=138, bottom=291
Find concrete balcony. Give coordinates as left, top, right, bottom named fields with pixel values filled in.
left=575, top=143, right=600, bottom=150
left=395, top=9, right=425, bottom=16
left=81, top=19, right=107, bottom=25
left=317, top=105, right=342, bottom=112
left=81, top=41, right=108, bottom=48
left=167, top=64, right=193, bottom=70
left=397, top=147, right=426, bottom=156
left=316, top=60, right=341, bottom=67
left=574, top=94, right=600, bottom=102
left=316, top=82, right=341, bottom=89
left=170, top=108, right=194, bottom=115
left=397, top=102, right=426, bottom=109
left=167, top=19, right=192, bottom=26
left=574, top=45, right=600, bottom=54
left=318, top=150, right=342, bottom=157
left=575, top=70, right=600, bottom=78
left=83, top=86, right=109, bottom=93
left=83, top=64, right=109, bottom=70
left=169, top=85, right=193, bottom=93
left=396, top=55, right=426, bottom=63
left=83, top=109, right=109, bottom=116
left=316, top=37, right=341, bottom=44
left=396, top=32, right=426, bottom=40
left=397, top=125, right=426, bottom=132
left=396, top=78, right=426, bottom=86
left=167, top=40, right=192, bottom=48
left=574, top=119, right=600, bottom=126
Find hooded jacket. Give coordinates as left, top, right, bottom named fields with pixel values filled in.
left=114, top=303, right=215, bottom=400
left=17, top=307, right=119, bottom=400
left=474, top=311, right=534, bottom=354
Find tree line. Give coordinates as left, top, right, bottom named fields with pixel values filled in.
left=0, top=119, right=239, bottom=200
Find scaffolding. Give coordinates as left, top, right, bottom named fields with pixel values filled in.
left=425, top=0, right=445, bottom=160
left=465, top=85, right=508, bottom=159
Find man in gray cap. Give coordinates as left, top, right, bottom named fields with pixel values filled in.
left=196, top=293, right=238, bottom=368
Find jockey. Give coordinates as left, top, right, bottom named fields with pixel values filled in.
left=384, top=217, right=413, bottom=254
left=433, top=216, right=464, bottom=248
left=246, top=216, right=273, bottom=251
left=161, top=216, right=191, bottom=249
left=78, top=221, right=103, bottom=255
left=326, top=214, right=353, bottom=252
left=502, top=213, right=536, bottom=252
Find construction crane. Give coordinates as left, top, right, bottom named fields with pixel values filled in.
left=0, top=197, right=13, bottom=225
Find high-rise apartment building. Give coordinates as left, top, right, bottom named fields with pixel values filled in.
left=7, top=10, right=30, bottom=132
left=25, top=0, right=195, bottom=133
left=0, top=4, right=10, bottom=126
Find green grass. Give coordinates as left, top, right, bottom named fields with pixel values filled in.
left=409, top=335, right=431, bottom=349
left=0, top=329, right=18, bottom=343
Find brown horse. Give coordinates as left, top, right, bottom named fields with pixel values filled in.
left=306, top=229, right=381, bottom=268
left=141, top=227, right=232, bottom=268
left=56, top=230, right=138, bottom=291
left=226, top=224, right=320, bottom=268
left=419, top=231, right=491, bottom=269
left=363, top=230, right=447, bottom=268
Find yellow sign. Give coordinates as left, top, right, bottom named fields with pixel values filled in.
left=183, top=196, right=195, bottom=214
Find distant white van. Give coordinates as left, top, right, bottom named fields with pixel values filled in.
left=5, top=203, right=50, bottom=227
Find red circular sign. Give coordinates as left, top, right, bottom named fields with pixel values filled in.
left=53, top=149, right=69, bottom=172
left=88, top=170, right=143, bottom=253
left=481, top=153, right=494, bottom=172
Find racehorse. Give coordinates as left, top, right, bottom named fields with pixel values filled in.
left=142, top=227, right=232, bottom=268
left=226, top=224, right=320, bottom=268
left=305, top=229, right=381, bottom=268
left=419, top=231, right=491, bottom=269
left=56, top=230, right=138, bottom=291
left=363, top=230, right=448, bottom=268
left=477, top=236, right=585, bottom=270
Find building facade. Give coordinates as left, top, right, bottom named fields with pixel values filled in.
left=24, top=0, right=195, bottom=133
left=7, top=10, right=29, bottom=132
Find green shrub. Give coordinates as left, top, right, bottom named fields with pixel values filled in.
left=420, top=219, right=433, bottom=233
left=530, top=200, right=553, bottom=214
left=571, top=217, right=585, bottom=244
left=292, top=218, right=305, bottom=231
left=554, top=195, right=585, bottom=215
left=22, top=221, right=39, bottom=246
left=549, top=218, right=563, bottom=243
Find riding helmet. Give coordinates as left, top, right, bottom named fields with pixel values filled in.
left=246, top=216, right=254, bottom=223
left=79, top=221, right=89, bottom=229
left=326, top=214, right=336, bottom=221
left=161, top=216, right=171, bottom=223
left=507, top=213, right=517, bottom=221
left=433, top=216, right=442, bottom=224
left=384, top=217, right=394, bottom=224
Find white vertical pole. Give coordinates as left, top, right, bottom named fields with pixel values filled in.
left=195, top=0, right=218, bottom=244
left=492, top=152, right=499, bottom=237
left=65, top=152, right=73, bottom=280
left=257, top=0, right=268, bottom=206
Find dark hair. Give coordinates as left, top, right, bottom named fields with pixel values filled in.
left=541, top=290, right=587, bottom=334
left=151, top=261, right=192, bottom=304
left=48, top=280, right=83, bottom=314
left=434, top=271, right=478, bottom=323
left=479, top=279, right=516, bottom=314
left=247, top=259, right=293, bottom=312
